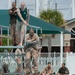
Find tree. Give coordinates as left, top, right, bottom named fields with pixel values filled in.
left=40, top=9, right=64, bottom=27
left=39, top=9, right=64, bottom=56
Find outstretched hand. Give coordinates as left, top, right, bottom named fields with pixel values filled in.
left=26, top=22, right=29, bottom=26
left=24, top=21, right=29, bottom=26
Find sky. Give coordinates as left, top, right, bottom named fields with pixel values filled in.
left=0, top=0, right=74, bottom=20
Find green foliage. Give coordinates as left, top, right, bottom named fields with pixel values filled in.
left=40, top=9, right=64, bottom=27
left=0, top=37, right=12, bottom=52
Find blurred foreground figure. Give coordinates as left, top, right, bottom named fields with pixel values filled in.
left=24, top=28, right=39, bottom=75
left=2, top=62, right=9, bottom=75
left=15, top=48, right=24, bottom=73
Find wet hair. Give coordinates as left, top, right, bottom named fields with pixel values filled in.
left=29, top=28, right=34, bottom=32
left=62, top=63, right=65, bottom=66
left=12, top=2, right=16, bottom=5
left=48, top=62, right=51, bottom=64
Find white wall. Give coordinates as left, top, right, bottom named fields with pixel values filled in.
left=0, top=0, right=15, bottom=9
left=66, top=53, right=75, bottom=75
left=42, top=34, right=61, bottom=46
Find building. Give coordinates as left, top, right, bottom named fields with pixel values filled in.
left=63, top=18, right=75, bottom=52
left=41, top=18, right=75, bottom=53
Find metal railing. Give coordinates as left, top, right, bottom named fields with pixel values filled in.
left=0, top=24, right=42, bottom=74
left=0, top=24, right=42, bottom=49
left=38, top=52, right=66, bottom=73
left=0, top=52, right=67, bottom=74
left=0, top=25, right=10, bottom=46
left=0, top=51, right=26, bottom=75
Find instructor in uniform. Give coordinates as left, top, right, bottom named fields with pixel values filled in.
left=9, top=2, right=17, bottom=52
left=25, top=28, right=39, bottom=75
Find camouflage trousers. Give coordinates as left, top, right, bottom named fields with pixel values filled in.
left=25, top=47, right=38, bottom=75
left=10, top=24, right=20, bottom=45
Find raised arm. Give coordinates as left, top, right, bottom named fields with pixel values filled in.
left=15, top=49, right=21, bottom=64
left=26, top=9, right=30, bottom=23
left=49, top=68, right=53, bottom=74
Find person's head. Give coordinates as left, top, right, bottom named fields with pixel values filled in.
left=12, top=2, right=16, bottom=8
left=62, top=63, right=65, bottom=67
left=20, top=2, right=25, bottom=9
left=29, top=28, right=34, bottom=37
left=48, top=62, right=51, bottom=67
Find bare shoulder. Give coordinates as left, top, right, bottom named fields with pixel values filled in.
left=34, top=33, right=38, bottom=36
left=26, top=33, right=29, bottom=36
left=26, top=33, right=29, bottom=35
left=16, top=8, right=20, bottom=13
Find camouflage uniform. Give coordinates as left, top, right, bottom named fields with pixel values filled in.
left=24, top=33, right=39, bottom=75
left=41, top=66, right=53, bottom=75
left=9, top=8, right=20, bottom=46
left=15, top=48, right=24, bottom=73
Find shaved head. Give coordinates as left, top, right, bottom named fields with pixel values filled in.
left=20, top=2, right=25, bottom=9
left=29, top=28, right=34, bottom=36
left=12, top=2, right=16, bottom=8
left=21, top=2, right=25, bottom=5
left=30, top=28, right=34, bottom=32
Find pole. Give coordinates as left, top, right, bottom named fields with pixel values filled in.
left=8, top=0, right=11, bottom=9
left=7, top=29, right=9, bottom=46
left=15, top=0, right=16, bottom=3
left=55, top=3, right=57, bottom=11
left=72, top=0, right=75, bottom=18
left=55, top=0, right=57, bottom=11
left=35, top=0, right=39, bottom=16
left=0, top=27, right=2, bottom=46
left=16, top=0, right=19, bottom=8
left=60, top=32, right=64, bottom=66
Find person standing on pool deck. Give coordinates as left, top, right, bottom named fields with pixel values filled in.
left=9, top=2, right=18, bottom=52
left=16, top=2, right=30, bottom=46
